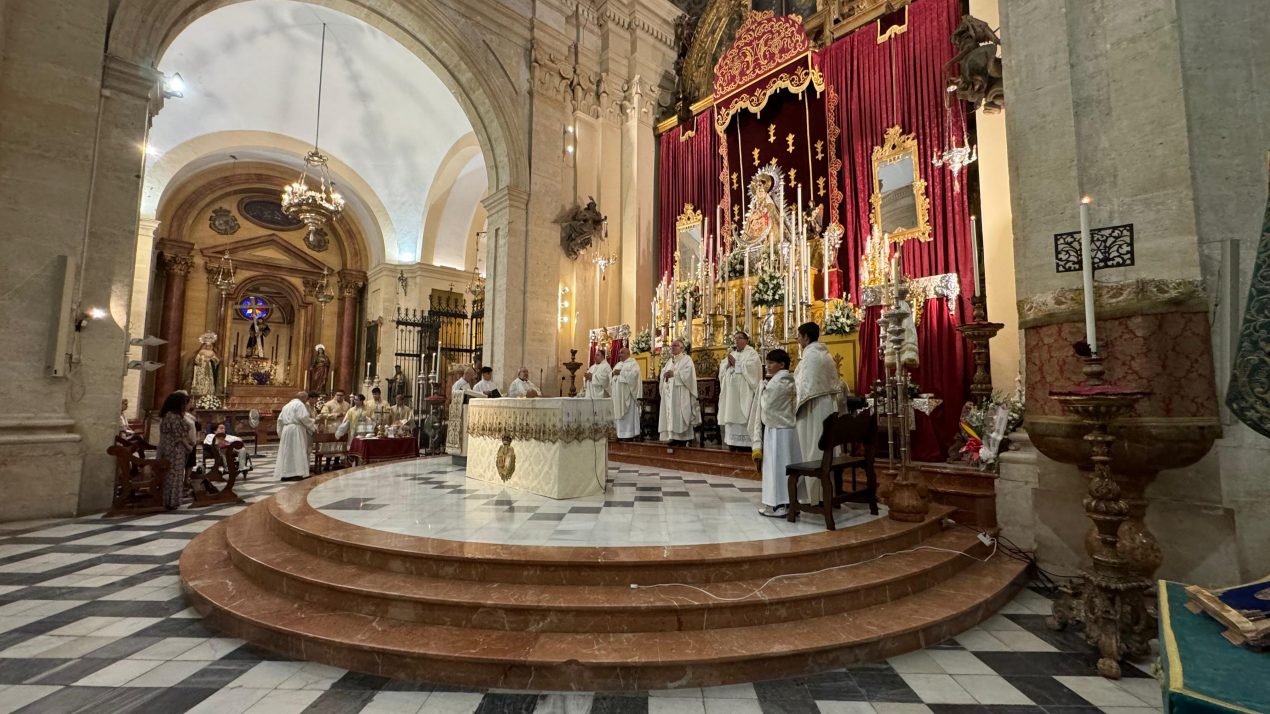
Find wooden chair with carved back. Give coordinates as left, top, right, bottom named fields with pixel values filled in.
left=105, top=434, right=169, bottom=517
left=190, top=440, right=247, bottom=508
left=784, top=411, right=879, bottom=530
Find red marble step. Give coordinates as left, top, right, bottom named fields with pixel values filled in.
left=265, top=477, right=956, bottom=585
left=608, top=441, right=759, bottom=479
left=224, top=502, right=991, bottom=633
left=182, top=520, right=1027, bottom=691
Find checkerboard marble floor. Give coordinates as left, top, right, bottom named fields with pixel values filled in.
left=308, top=460, right=883, bottom=546
left=0, top=447, right=1165, bottom=713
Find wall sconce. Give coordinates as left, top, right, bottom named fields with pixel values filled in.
left=558, top=286, right=571, bottom=324
left=75, top=307, right=108, bottom=331
left=398, top=270, right=409, bottom=296
left=563, top=124, right=576, bottom=158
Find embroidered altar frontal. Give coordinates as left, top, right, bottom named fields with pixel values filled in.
left=466, top=398, right=614, bottom=499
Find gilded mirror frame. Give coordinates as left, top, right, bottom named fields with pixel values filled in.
left=870, top=125, right=931, bottom=244
left=674, top=203, right=704, bottom=284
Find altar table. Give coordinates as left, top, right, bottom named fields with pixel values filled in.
left=466, top=398, right=613, bottom=499
left=350, top=436, right=417, bottom=464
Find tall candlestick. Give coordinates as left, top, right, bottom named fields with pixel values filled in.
left=366, top=361, right=372, bottom=380
left=970, top=214, right=981, bottom=297
left=1079, top=197, right=1097, bottom=354
left=744, top=251, right=752, bottom=336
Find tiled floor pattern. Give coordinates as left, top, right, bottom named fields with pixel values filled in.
left=307, top=460, right=884, bottom=546
left=0, top=447, right=1164, bottom=713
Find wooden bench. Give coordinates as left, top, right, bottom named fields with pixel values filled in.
left=313, top=432, right=355, bottom=473
left=105, top=435, right=169, bottom=518
left=785, top=411, right=879, bottom=530
left=190, top=441, right=246, bottom=508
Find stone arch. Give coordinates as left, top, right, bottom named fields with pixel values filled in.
left=107, top=0, right=528, bottom=195
left=420, top=132, right=484, bottom=267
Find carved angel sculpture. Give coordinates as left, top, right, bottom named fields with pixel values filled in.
left=945, top=15, right=1004, bottom=112
left=557, top=197, right=607, bottom=260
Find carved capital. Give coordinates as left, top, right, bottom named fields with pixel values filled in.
left=338, top=277, right=364, bottom=298
left=162, top=254, right=194, bottom=277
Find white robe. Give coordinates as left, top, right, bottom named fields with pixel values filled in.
left=794, top=342, right=842, bottom=503
left=584, top=361, right=612, bottom=399
left=508, top=378, right=541, bottom=398
left=658, top=352, right=700, bottom=442
left=474, top=378, right=501, bottom=396
left=719, top=345, right=762, bottom=447
left=610, top=358, right=642, bottom=438
left=276, top=398, right=316, bottom=479
left=747, top=370, right=801, bottom=508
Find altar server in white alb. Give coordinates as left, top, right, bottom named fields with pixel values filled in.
left=793, top=322, right=842, bottom=504
left=718, top=331, right=762, bottom=451
left=658, top=339, right=700, bottom=445
left=507, top=368, right=542, bottom=398
left=583, top=348, right=612, bottom=399
left=474, top=366, right=501, bottom=396
left=276, top=391, right=317, bottom=482
left=749, top=348, right=801, bottom=518
left=610, top=346, right=642, bottom=439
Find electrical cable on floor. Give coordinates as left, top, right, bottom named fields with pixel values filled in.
left=629, top=539, right=998, bottom=602
left=945, top=520, right=1082, bottom=591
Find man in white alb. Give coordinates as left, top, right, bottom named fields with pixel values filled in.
left=793, top=322, right=843, bottom=504
left=583, top=348, right=612, bottom=399
left=658, top=339, right=699, bottom=445
left=452, top=367, right=479, bottom=397
left=610, top=347, right=642, bottom=439
left=718, top=331, right=761, bottom=451
left=277, top=391, right=317, bottom=482
left=507, top=368, right=542, bottom=398
left=474, top=366, right=501, bottom=397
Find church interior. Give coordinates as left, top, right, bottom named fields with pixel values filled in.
left=1, top=0, right=1268, bottom=711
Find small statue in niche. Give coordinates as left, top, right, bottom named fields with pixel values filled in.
left=190, top=333, right=221, bottom=397
left=944, top=14, right=1004, bottom=113
left=246, top=313, right=271, bottom=358
left=558, top=197, right=607, bottom=260
left=308, top=344, right=331, bottom=393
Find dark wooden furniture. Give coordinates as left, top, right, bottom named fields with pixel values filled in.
left=194, top=409, right=275, bottom=455
left=638, top=379, right=660, bottom=441
left=696, top=379, right=721, bottom=447
left=349, top=436, right=417, bottom=464
left=190, top=441, right=246, bottom=508
left=785, top=412, right=879, bottom=530
left=105, top=434, right=169, bottom=518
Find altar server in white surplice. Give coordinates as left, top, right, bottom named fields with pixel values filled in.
left=793, top=322, right=842, bottom=504
left=583, top=349, right=612, bottom=399
left=610, top=347, right=642, bottom=439
left=276, top=391, right=317, bottom=482
left=658, top=339, right=700, bottom=445
left=748, top=348, right=801, bottom=518
left=718, top=331, right=762, bottom=451
left=507, top=368, right=542, bottom=398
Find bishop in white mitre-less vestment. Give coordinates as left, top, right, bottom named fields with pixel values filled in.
left=794, top=324, right=842, bottom=503
left=658, top=340, right=700, bottom=443
left=276, top=392, right=316, bottom=481
left=610, top=347, right=642, bottom=439
left=583, top=350, right=612, bottom=399
left=718, top=332, right=762, bottom=449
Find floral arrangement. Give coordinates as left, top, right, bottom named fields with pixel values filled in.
left=752, top=267, right=785, bottom=306
left=824, top=300, right=863, bottom=335
left=194, top=394, right=223, bottom=410
left=957, top=385, right=1025, bottom=470
left=673, top=283, right=701, bottom=319
left=722, top=250, right=746, bottom=280
left=632, top=328, right=651, bottom=354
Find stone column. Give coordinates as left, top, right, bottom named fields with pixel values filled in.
left=336, top=275, right=363, bottom=392
left=153, top=248, right=194, bottom=406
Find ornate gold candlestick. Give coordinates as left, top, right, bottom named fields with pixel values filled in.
left=1046, top=356, right=1153, bottom=679
left=563, top=349, right=583, bottom=397
left=957, top=295, right=1003, bottom=403
left=883, top=274, right=929, bottom=523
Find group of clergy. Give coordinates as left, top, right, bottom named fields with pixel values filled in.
left=446, top=348, right=644, bottom=441
left=664, top=322, right=845, bottom=518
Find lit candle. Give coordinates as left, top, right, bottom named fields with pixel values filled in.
left=970, top=214, right=981, bottom=297
left=1079, top=196, right=1097, bottom=354
left=366, top=361, right=372, bottom=380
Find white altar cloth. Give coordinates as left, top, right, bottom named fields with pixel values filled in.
left=466, top=398, right=612, bottom=499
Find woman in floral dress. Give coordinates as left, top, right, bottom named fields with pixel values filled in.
left=157, top=390, right=195, bottom=510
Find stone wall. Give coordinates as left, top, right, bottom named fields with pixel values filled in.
left=998, top=0, right=1270, bottom=586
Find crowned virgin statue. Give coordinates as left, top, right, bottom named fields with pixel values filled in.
left=742, top=173, right=783, bottom=248
left=190, top=333, right=220, bottom=398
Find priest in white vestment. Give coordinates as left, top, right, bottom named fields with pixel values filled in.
left=277, top=391, right=317, bottom=482
left=507, top=368, right=542, bottom=398
left=658, top=339, right=700, bottom=445
left=748, top=348, right=801, bottom=517
left=718, top=331, right=762, bottom=450
left=793, top=322, right=842, bottom=504
left=583, top=349, right=612, bottom=399
left=610, top=347, right=642, bottom=439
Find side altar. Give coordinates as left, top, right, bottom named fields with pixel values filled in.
left=466, top=398, right=613, bottom=499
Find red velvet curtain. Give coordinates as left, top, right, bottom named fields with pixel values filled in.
left=822, top=0, right=973, bottom=460
left=657, top=110, right=722, bottom=279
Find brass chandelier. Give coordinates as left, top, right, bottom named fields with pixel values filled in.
left=282, top=23, right=344, bottom=252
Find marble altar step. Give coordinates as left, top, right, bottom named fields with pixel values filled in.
left=608, top=440, right=759, bottom=479
left=222, top=501, right=993, bottom=633
left=182, top=517, right=1026, bottom=690
left=261, top=479, right=953, bottom=585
